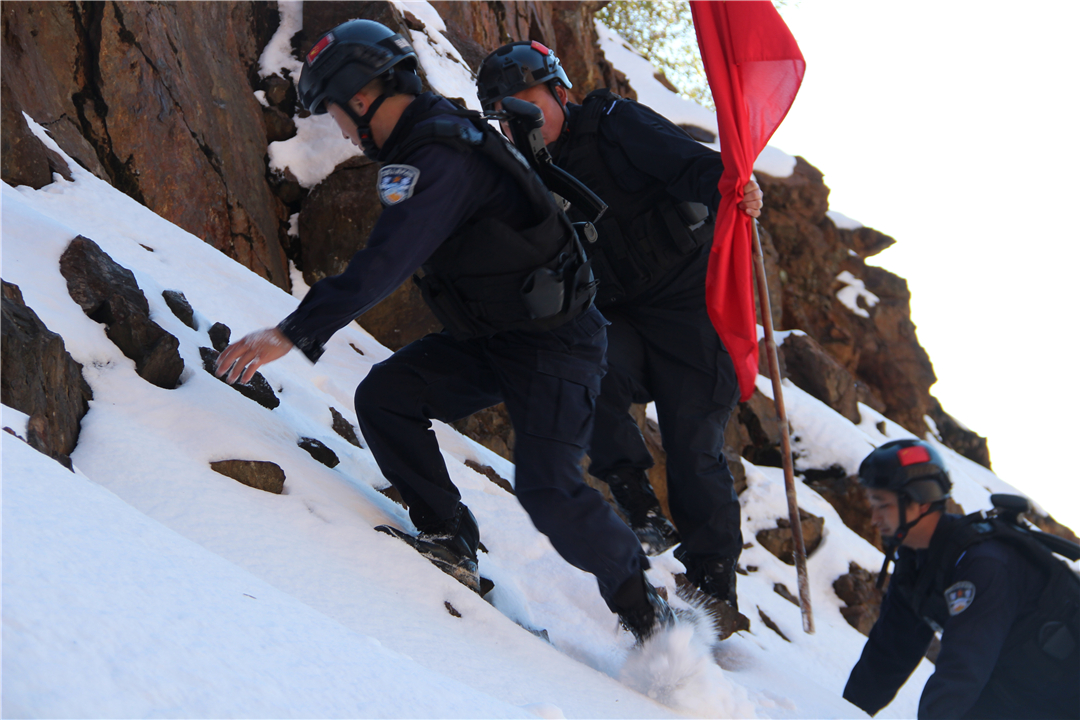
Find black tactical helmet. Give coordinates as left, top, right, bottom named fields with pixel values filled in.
left=859, top=439, right=951, bottom=504
left=298, top=19, right=418, bottom=114
left=477, top=40, right=572, bottom=112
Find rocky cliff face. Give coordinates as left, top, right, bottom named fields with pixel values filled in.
left=2, top=2, right=288, bottom=286
left=2, top=2, right=1070, bottom=567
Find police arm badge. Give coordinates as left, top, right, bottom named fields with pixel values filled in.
left=378, top=164, right=421, bottom=206
left=944, top=580, right=976, bottom=616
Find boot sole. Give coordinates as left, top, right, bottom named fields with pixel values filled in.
left=375, top=525, right=481, bottom=594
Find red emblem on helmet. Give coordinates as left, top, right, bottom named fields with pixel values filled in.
left=307, top=33, right=335, bottom=64
left=898, top=445, right=931, bottom=466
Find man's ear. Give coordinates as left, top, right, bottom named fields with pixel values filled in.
left=555, top=84, right=569, bottom=104
left=348, top=91, right=368, bottom=115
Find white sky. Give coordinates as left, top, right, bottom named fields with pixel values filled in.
left=768, top=0, right=1080, bottom=531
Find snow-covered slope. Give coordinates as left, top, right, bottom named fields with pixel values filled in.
left=2, top=7, right=1034, bottom=718
left=8, top=112, right=1024, bottom=720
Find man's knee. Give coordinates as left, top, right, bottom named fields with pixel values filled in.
left=354, top=361, right=414, bottom=419
left=516, top=482, right=592, bottom=537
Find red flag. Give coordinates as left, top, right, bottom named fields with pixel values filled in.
left=690, top=1, right=805, bottom=401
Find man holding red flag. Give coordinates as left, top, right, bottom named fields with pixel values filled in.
left=477, top=39, right=762, bottom=617
left=689, top=0, right=806, bottom=401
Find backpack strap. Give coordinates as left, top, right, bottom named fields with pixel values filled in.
left=573, top=88, right=621, bottom=138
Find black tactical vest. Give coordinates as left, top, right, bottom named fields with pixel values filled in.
left=554, top=89, right=713, bottom=307
left=383, top=103, right=595, bottom=339
left=892, top=513, right=1079, bottom=685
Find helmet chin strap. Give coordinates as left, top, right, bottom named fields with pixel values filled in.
left=342, top=93, right=391, bottom=157
left=875, top=495, right=938, bottom=589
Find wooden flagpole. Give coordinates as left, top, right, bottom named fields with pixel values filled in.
left=751, top=219, right=815, bottom=634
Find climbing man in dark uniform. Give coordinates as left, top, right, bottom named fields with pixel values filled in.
left=215, top=20, right=673, bottom=644
left=476, top=41, right=763, bottom=613
left=844, top=438, right=1079, bottom=719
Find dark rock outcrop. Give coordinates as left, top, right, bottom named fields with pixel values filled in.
left=773, top=582, right=800, bottom=606
left=733, top=390, right=786, bottom=469
left=210, top=459, right=285, bottom=494
left=1, top=281, right=92, bottom=464
left=0, top=2, right=110, bottom=180
left=779, top=332, right=860, bottom=424
left=801, top=465, right=880, bottom=549
left=451, top=405, right=515, bottom=461
left=60, top=236, right=184, bottom=389
left=208, top=322, right=232, bottom=353
left=465, top=459, right=514, bottom=495
left=757, top=608, right=790, bottom=642
left=756, top=508, right=824, bottom=565
left=1, top=77, right=70, bottom=189
left=298, top=437, right=339, bottom=468
left=261, top=105, right=297, bottom=144
left=833, top=561, right=886, bottom=636
left=927, top=397, right=990, bottom=469
left=200, top=347, right=279, bottom=410
left=330, top=407, right=363, bottom=448
left=162, top=290, right=196, bottom=330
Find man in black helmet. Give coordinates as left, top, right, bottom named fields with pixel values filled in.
left=215, top=19, right=672, bottom=644
left=477, top=41, right=763, bottom=615
left=844, top=439, right=1079, bottom=719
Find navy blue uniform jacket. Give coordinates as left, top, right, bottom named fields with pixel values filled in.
left=278, top=93, right=535, bottom=361
left=559, top=96, right=726, bottom=216
left=844, top=531, right=1071, bottom=718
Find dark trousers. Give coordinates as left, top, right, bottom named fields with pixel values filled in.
left=354, top=306, right=645, bottom=606
left=588, top=253, right=744, bottom=562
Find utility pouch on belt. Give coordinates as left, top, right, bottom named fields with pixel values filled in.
left=520, top=232, right=597, bottom=322
left=676, top=201, right=710, bottom=231
left=521, top=266, right=565, bottom=320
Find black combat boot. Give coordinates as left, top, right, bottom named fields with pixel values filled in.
left=679, top=551, right=739, bottom=611
left=381, top=503, right=481, bottom=592
left=611, top=569, right=676, bottom=646
left=420, top=503, right=480, bottom=562
left=674, top=551, right=748, bottom=639
left=604, top=467, right=680, bottom=556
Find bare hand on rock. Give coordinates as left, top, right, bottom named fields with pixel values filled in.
left=215, top=328, right=293, bottom=385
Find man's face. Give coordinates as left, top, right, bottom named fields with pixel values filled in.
left=328, top=102, right=362, bottom=148
left=500, top=83, right=567, bottom=146
left=866, top=487, right=908, bottom=541
left=327, top=86, right=379, bottom=149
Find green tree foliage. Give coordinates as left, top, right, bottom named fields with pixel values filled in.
left=594, top=1, right=791, bottom=111
left=595, top=0, right=713, bottom=109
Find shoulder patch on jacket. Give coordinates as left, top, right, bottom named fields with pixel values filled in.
left=378, top=164, right=421, bottom=205
left=944, top=580, right=976, bottom=616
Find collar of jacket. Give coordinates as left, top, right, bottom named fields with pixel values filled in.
left=375, top=92, right=447, bottom=163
